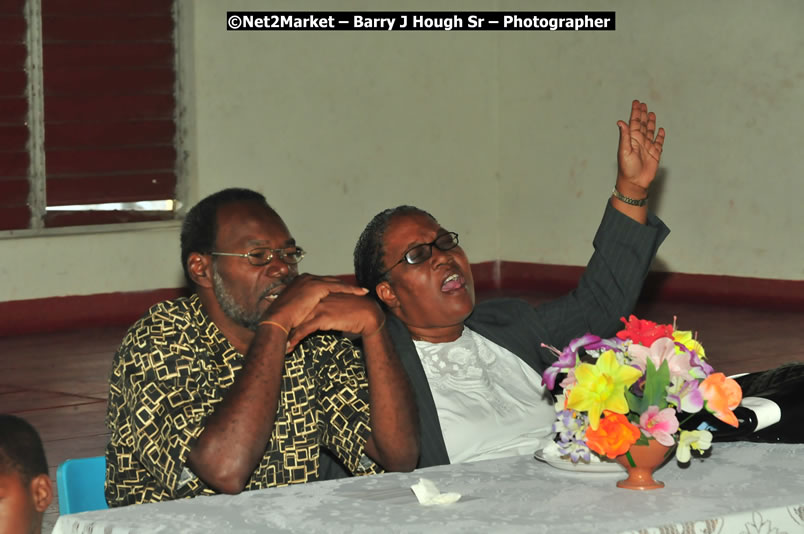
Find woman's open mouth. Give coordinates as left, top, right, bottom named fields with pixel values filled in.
left=441, top=273, right=465, bottom=292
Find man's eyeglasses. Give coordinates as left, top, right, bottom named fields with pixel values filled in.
left=210, top=246, right=306, bottom=266
left=381, top=232, right=459, bottom=276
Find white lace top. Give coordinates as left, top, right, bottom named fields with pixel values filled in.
left=413, top=327, right=556, bottom=463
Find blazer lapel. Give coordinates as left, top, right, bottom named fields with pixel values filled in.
left=385, top=315, right=451, bottom=467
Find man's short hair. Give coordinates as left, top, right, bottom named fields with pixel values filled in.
left=0, top=414, right=48, bottom=483
left=353, top=205, right=436, bottom=303
left=180, top=188, right=273, bottom=287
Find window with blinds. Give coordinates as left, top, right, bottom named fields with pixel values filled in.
left=0, top=0, right=30, bottom=230
left=0, top=0, right=178, bottom=231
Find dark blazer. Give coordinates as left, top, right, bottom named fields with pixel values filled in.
left=388, top=202, right=670, bottom=468
left=319, top=201, right=669, bottom=477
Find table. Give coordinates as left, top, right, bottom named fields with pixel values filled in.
left=51, top=442, right=804, bottom=534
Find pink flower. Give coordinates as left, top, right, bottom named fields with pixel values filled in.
left=639, top=405, right=679, bottom=446
left=628, top=337, right=693, bottom=379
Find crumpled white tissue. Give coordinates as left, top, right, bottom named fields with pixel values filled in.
left=410, top=478, right=461, bottom=506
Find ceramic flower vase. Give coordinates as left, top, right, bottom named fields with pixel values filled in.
left=614, top=440, right=674, bottom=490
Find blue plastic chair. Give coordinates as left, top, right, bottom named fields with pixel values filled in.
left=56, top=456, right=109, bottom=514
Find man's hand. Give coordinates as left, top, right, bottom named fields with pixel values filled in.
left=286, top=293, right=383, bottom=353
left=616, top=99, right=665, bottom=193
left=260, top=274, right=370, bottom=338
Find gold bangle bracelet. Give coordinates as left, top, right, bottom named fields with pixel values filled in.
left=362, top=317, right=386, bottom=339
left=258, top=320, right=289, bottom=335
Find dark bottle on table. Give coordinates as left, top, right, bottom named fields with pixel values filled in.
left=680, top=363, right=804, bottom=444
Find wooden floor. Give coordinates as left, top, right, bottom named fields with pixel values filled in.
left=1, top=291, right=802, bottom=532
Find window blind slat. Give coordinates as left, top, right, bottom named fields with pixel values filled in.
left=0, top=177, right=30, bottom=229
left=45, top=210, right=173, bottom=228
left=41, top=0, right=172, bottom=16
left=45, top=146, right=176, bottom=176
left=0, top=124, right=28, bottom=146
left=46, top=172, right=176, bottom=205
left=0, top=150, right=28, bottom=177
left=44, top=67, right=174, bottom=95
left=45, top=93, right=174, bottom=122
left=0, top=13, right=25, bottom=40
left=43, top=14, right=173, bottom=42
left=0, top=96, right=27, bottom=122
left=42, top=42, right=173, bottom=68
left=46, top=120, right=175, bottom=149
left=0, top=0, right=26, bottom=12
left=0, top=44, right=26, bottom=65
left=0, top=177, right=29, bottom=205
left=0, top=69, right=26, bottom=95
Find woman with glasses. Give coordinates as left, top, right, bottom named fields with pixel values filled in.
left=353, top=100, right=671, bottom=468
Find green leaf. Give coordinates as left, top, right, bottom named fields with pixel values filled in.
left=642, top=358, right=670, bottom=410
left=626, top=390, right=641, bottom=413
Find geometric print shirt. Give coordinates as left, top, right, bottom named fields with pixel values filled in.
left=105, top=294, right=377, bottom=507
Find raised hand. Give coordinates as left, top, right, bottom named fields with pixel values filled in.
left=616, top=100, right=665, bottom=192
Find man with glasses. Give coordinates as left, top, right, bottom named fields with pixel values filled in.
left=353, top=100, right=670, bottom=467
left=105, top=188, right=419, bottom=506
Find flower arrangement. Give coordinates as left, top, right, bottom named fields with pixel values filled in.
left=542, top=315, right=743, bottom=464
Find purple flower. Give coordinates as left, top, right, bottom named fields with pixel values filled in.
left=542, top=334, right=602, bottom=390
left=666, top=377, right=704, bottom=413
left=553, top=409, right=592, bottom=463
left=687, top=345, right=714, bottom=378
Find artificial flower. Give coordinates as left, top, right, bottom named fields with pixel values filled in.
left=687, top=346, right=714, bottom=378
left=541, top=334, right=603, bottom=390
left=699, top=373, right=743, bottom=427
left=553, top=409, right=586, bottom=438
left=639, top=406, right=679, bottom=446
left=616, top=315, right=674, bottom=347
left=585, top=411, right=641, bottom=459
left=672, top=329, right=706, bottom=359
left=675, top=429, right=713, bottom=463
left=566, top=350, right=642, bottom=430
left=543, top=316, right=741, bottom=470
left=628, top=337, right=693, bottom=379
left=666, top=376, right=704, bottom=413
left=553, top=410, right=592, bottom=463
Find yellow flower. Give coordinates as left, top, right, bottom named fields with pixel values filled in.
left=673, top=330, right=706, bottom=359
left=566, top=350, right=642, bottom=430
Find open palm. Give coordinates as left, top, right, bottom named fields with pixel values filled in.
left=617, top=100, right=665, bottom=190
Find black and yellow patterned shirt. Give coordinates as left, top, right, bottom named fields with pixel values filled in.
left=105, top=294, right=376, bottom=507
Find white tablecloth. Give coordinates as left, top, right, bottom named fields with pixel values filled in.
left=52, top=442, right=804, bottom=534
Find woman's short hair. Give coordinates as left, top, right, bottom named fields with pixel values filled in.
left=353, top=205, right=436, bottom=303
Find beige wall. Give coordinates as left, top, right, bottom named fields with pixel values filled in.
left=1, top=0, right=801, bottom=303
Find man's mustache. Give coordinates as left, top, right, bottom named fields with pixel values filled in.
left=259, top=274, right=297, bottom=299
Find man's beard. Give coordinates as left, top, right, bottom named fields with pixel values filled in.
left=211, top=266, right=263, bottom=331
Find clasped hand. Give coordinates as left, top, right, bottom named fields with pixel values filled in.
left=260, top=273, right=383, bottom=353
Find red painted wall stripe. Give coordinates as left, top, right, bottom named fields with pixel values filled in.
left=1, top=262, right=801, bottom=337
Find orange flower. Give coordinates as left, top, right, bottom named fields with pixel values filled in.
left=585, top=411, right=641, bottom=459
left=699, top=373, right=743, bottom=427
